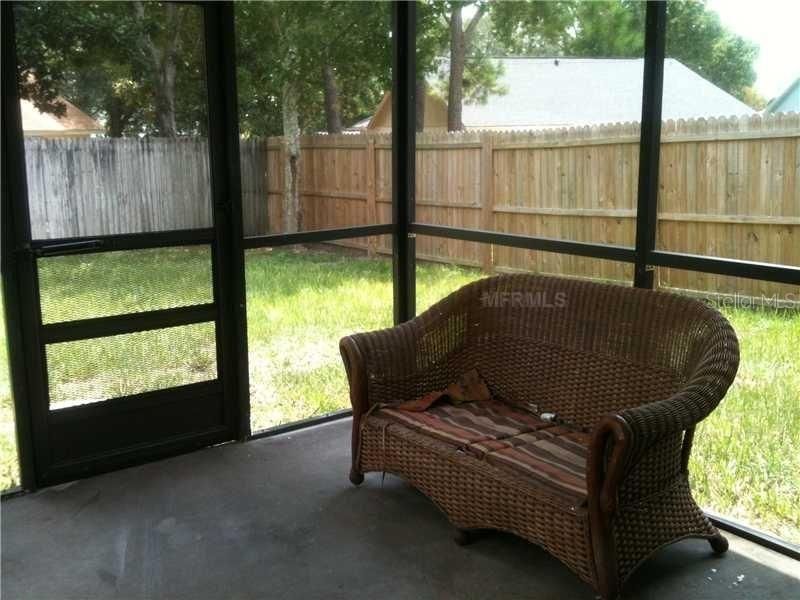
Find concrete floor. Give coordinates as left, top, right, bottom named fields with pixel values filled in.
left=2, top=419, right=797, bottom=600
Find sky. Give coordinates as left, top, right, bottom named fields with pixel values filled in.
left=695, top=0, right=798, bottom=100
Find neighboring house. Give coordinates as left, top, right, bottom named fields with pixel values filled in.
left=352, top=92, right=449, bottom=131
left=765, top=77, right=800, bottom=114
left=21, top=97, right=103, bottom=137
left=353, top=57, right=756, bottom=132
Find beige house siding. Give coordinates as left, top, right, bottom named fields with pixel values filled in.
left=365, top=91, right=448, bottom=131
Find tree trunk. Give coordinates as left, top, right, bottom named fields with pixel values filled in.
left=322, top=64, right=343, bottom=134
left=447, top=6, right=465, bottom=131
left=415, top=78, right=427, bottom=132
left=107, top=96, right=129, bottom=138
left=282, top=81, right=302, bottom=233
left=134, top=0, right=180, bottom=137
left=154, top=58, right=178, bottom=137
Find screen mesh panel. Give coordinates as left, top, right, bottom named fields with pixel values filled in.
left=244, top=239, right=393, bottom=431
left=234, top=3, right=392, bottom=236
left=657, top=268, right=800, bottom=546
left=15, top=2, right=212, bottom=239
left=46, top=322, right=217, bottom=410
left=38, top=246, right=214, bottom=324
left=412, top=2, right=643, bottom=248
left=656, top=6, right=799, bottom=270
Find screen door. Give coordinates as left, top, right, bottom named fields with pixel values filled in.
left=5, top=1, right=245, bottom=486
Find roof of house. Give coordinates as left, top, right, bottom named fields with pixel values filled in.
left=765, top=77, right=800, bottom=114
left=350, top=57, right=755, bottom=131
left=21, top=97, right=103, bottom=136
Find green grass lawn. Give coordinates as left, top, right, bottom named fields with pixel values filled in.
left=0, top=246, right=797, bottom=545
left=243, top=247, right=475, bottom=428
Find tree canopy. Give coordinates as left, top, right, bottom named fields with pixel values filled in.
left=15, top=1, right=207, bottom=137
left=14, top=0, right=761, bottom=138
left=234, top=1, right=391, bottom=138
left=562, top=0, right=759, bottom=102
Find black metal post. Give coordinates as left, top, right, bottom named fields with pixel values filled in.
left=633, top=0, right=667, bottom=289
left=204, top=1, right=251, bottom=440
left=1, top=1, right=42, bottom=490
left=392, top=0, right=416, bottom=323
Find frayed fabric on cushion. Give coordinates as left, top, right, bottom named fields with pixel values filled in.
left=394, top=369, right=491, bottom=411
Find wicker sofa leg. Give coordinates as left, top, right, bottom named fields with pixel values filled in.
left=349, top=408, right=364, bottom=485
left=349, top=424, right=364, bottom=485
left=349, top=467, right=364, bottom=486
left=453, top=528, right=475, bottom=546
left=709, top=531, right=729, bottom=554
left=595, top=531, right=620, bottom=600
left=349, top=421, right=364, bottom=486
left=597, top=578, right=619, bottom=600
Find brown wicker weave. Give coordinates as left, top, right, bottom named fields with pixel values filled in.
left=340, top=274, right=739, bottom=599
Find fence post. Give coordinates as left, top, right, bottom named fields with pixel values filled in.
left=275, top=141, right=285, bottom=232
left=365, top=135, right=378, bottom=256
left=480, top=132, right=494, bottom=272
left=260, top=139, right=270, bottom=234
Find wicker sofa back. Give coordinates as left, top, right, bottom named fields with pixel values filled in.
left=360, top=275, right=733, bottom=431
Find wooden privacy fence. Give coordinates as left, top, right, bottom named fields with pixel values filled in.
left=22, top=117, right=798, bottom=300
left=266, top=113, right=800, bottom=300
left=24, top=137, right=270, bottom=239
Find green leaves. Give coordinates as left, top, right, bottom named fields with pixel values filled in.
left=15, top=1, right=207, bottom=137
left=234, top=1, right=391, bottom=137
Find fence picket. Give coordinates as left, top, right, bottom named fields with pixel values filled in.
left=24, top=137, right=270, bottom=239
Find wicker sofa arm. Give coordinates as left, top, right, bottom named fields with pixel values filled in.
left=619, top=323, right=739, bottom=452
left=589, top=324, right=739, bottom=515
left=340, top=316, right=451, bottom=416
left=341, top=314, right=465, bottom=486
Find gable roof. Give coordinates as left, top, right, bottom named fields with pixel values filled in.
left=353, top=91, right=449, bottom=131
left=21, top=97, right=103, bottom=137
left=448, top=57, right=755, bottom=129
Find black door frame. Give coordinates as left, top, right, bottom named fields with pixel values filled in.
left=205, top=1, right=251, bottom=442
left=0, top=0, right=250, bottom=487
left=2, top=0, right=40, bottom=491
left=2, top=0, right=798, bottom=558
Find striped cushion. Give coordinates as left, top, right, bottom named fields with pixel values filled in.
left=378, top=401, right=589, bottom=502
left=378, top=400, right=590, bottom=505
left=378, top=400, right=550, bottom=451
left=480, top=426, right=590, bottom=500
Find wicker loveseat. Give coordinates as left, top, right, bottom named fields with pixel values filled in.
left=340, top=274, right=739, bottom=599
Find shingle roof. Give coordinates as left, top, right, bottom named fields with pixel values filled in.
left=451, top=57, right=755, bottom=129
left=21, top=97, right=103, bottom=136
